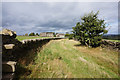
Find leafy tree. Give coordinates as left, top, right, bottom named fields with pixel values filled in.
left=65, top=33, right=70, bottom=38
left=69, top=34, right=74, bottom=39
left=53, top=32, right=56, bottom=37
left=65, top=34, right=70, bottom=38
left=29, top=32, right=35, bottom=36
left=25, top=33, right=28, bottom=36
left=72, top=11, right=108, bottom=47
left=36, top=33, right=39, bottom=36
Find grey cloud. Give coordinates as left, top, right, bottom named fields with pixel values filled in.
left=2, top=2, right=118, bottom=35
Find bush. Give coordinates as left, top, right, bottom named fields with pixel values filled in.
left=25, top=33, right=28, bottom=36
left=53, top=33, right=56, bottom=37
left=36, top=33, right=39, bottom=36
left=29, top=32, right=35, bottom=36
left=69, top=34, right=74, bottom=39
left=72, top=11, right=108, bottom=47
left=65, top=34, right=70, bottom=38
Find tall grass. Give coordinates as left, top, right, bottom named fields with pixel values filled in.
left=19, top=39, right=119, bottom=78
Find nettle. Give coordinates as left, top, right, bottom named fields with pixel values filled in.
left=72, top=11, right=108, bottom=47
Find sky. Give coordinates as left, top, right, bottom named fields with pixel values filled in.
left=1, top=1, right=119, bottom=35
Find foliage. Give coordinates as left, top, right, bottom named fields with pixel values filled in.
left=69, top=34, right=74, bottom=39
left=25, top=33, right=28, bottom=36
left=65, top=33, right=74, bottom=39
left=53, top=33, right=56, bottom=37
left=65, top=33, right=70, bottom=38
left=36, top=33, right=39, bottom=36
left=29, top=32, right=35, bottom=36
left=72, top=11, right=108, bottom=47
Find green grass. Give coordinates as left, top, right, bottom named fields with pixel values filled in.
left=103, top=39, right=120, bottom=42
left=19, top=39, right=119, bottom=78
left=16, top=36, right=50, bottom=41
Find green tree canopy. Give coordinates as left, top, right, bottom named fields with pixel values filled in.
left=29, top=32, right=35, bottom=36
left=72, top=11, right=108, bottom=47
left=65, top=32, right=70, bottom=38
left=36, top=33, right=39, bottom=36
left=25, top=33, right=28, bottom=36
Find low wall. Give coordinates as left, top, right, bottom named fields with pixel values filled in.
left=73, top=38, right=120, bottom=51
left=101, top=40, right=120, bottom=51
left=3, top=37, right=63, bottom=61
left=2, top=37, right=63, bottom=79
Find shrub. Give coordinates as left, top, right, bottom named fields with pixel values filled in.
left=36, top=33, right=39, bottom=36
left=29, top=32, right=35, bottom=36
left=25, top=33, right=28, bottom=36
left=69, top=34, right=74, bottom=40
left=72, top=11, right=108, bottom=47
left=65, top=34, right=70, bottom=38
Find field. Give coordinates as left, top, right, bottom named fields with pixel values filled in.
left=19, top=39, right=119, bottom=78
left=103, top=39, right=120, bottom=42
left=16, top=36, right=49, bottom=41
left=16, top=36, right=120, bottom=42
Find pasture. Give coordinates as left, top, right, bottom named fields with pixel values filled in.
left=16, top=36, right=50, bottom=41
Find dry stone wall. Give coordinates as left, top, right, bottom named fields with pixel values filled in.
left=1, top=29, right=63, bottom=79
left=1, top=29, right=63, bottom=61
left=1, top=29, right=22, bottom=61
left=3, top=37, right=63, bottom=61
left=74, top=38, right=120, bottom=51
left=101, top=40, right=120, bottom=51
left=11, top=38, right=62, bottom=61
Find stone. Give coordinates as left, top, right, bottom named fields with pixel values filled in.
left=4, top=44, right=15, bottom=49
left=101, top=40, right=120, bottom=51
left=0, top=29, right=16, bottom=38
left=2, top=73, right=15, bottom=79
left=2, top=61, right=17, bottom=73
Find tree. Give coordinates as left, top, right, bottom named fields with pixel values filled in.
left=65, top=34, right=70, bottom=38
left=65, top=33, right=70, bottom=38
left=69, top=34, right=74, bottom=39
left=53, top=32, right=56, bottom=37
left=29, top=32, right=35, bottom=36
left=72, top=11, right=108, bottom=47
left=36, top=33, right=39, bottom=36
left=25, top=33, right=28, bottom=36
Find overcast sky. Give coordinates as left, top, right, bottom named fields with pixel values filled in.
left=1, top=2, right=119, bottom=35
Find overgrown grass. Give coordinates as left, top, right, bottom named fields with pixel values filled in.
left=19, top=39, right=119, bottom=78
left=16, top=36, right=50, bottom=41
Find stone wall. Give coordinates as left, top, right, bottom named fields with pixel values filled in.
left=73, top=38, right=120, bottom=51
left=101, top=40, right=120, bottom=51
left=1, top=29, right=63, bottom=62
left=2, top=36, right=62, bottom=79
left=2, top=37, right=63, bottom=61
left=1, top=29, right=63, bottom=79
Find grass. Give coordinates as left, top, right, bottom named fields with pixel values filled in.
left=103, top=39, right=120, bottom=42
left=16, top=36, right=50, bottom=41
left=19, top=39, right=119, bottom=78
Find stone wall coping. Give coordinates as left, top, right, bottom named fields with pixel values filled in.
left=2, top=61, right=17, bottom=65
left=20, top=37, right=64, bottom=44
left=4, top=44, right=15, bottom=49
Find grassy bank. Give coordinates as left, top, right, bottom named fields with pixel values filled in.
left=19, top=39, right=119, bottom=78
left=16, top=36, right=49, bottom=41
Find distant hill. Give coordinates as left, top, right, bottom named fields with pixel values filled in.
left=102, top=34, right=120, bottom=40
